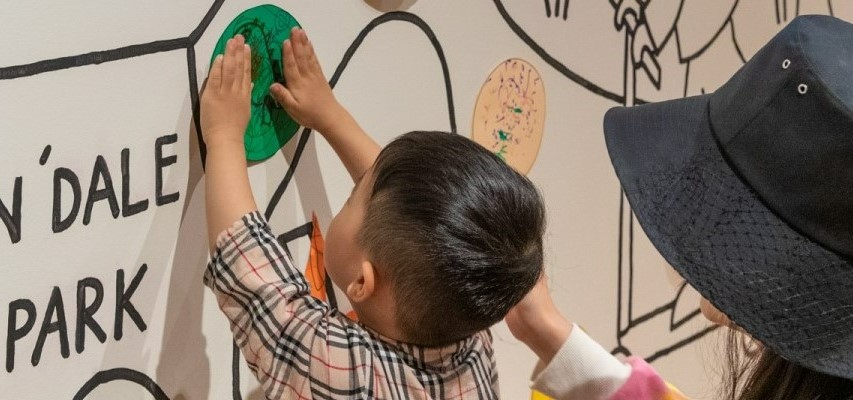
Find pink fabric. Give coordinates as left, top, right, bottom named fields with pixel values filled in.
left=608, top=357, right=671, bottom=400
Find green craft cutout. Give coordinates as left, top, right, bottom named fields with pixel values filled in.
left=210, top=4, right=301, bottom=161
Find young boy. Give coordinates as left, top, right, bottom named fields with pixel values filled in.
left=200, top=29, right=545, bottom=399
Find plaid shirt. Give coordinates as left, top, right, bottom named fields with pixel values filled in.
left=205, top=212, right=500, bottom=399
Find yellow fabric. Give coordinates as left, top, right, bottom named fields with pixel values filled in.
left=530, top=382, right=688, bottom=400
left=661, top=382, right=689, bottom=400
left=531, top=390, right=552, bottom=400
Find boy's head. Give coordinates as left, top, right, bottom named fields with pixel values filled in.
left=325, top=131, right=545, bottom=346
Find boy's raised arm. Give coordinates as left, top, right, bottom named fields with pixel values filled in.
left=199, top=32, right=391, bottom=399
left=270, top=28, right=380, bottom=182
left=506, top=277, right=685, bottom=400
left=199, top=35, right=258, bottom=250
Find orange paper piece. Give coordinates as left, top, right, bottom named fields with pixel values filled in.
left=304, top=213, right=358, bottom=321
left=305, top=213, right=327, bottom=301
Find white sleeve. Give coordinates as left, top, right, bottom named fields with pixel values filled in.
left=530, top=324, right=632, bottom=400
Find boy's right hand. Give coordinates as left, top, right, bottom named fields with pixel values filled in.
left=270, top=28, right=344, bottom=134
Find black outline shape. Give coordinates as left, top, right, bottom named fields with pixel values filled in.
left=774, top=0, right=806, bottom=23
left=263, top=129, right=311, bottom=220
left=0, top=0, right=226, bottom=168
left=651, top=2, right=686, bottom=57
left=544, top=0, right=570, bottom=20
left=730, top=19, right=748, bottom=64
left=232, top=341, right=241, bottom=400
left=495, top=0, right=739, bottom=363
left=0, top=38, right=189, bottom=81
left=676, top=2, right=740, bottom=63
left=277, top=221, right=313, bottom=248
left=73, top=368, right=171, bottom=400
left=494, top=0, right=627, bottom=103
left=610, top=2, right=740, bottom=362
left=0, top=0, right=225, bottom=80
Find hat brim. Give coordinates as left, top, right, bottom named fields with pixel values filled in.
left=604, top=95, right=853, bottom=379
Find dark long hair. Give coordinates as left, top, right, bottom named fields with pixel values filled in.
left=722, top=329, right=853, bottom=400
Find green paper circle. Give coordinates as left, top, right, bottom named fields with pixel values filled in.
left=210, top=5, right=301, bottom=161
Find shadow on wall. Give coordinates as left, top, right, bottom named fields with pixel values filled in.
left=154, top=97, right=210, bottom=400
left=363, top=0, right=419, bottom=12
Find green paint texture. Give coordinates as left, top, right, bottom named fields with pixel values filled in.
left=210, top=4, right=302, bottom=161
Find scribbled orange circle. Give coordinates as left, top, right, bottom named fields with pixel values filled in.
left=472, top=58, right=546, bottom=175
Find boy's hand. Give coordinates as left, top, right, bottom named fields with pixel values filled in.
left=201, top=34, right=252, bottom=150
left=505, top=274, right=573, bottom=364
left=270, top=28, right=344, bottom=134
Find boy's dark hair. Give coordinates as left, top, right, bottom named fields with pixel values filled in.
left=359, top=131, right=545, bottom=346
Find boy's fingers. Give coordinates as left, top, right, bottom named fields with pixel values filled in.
left=232, top=36, right=245, bottom=89
left=223, top=39, right=238, bottom=87
left=209, top=55, right=223, bottom=89
left=293, top=29, right=310, bottom=74
left=270, top=83, right=297, bottom=110
left=242, top=44, right=252, bottom=93
left=306, top=39, right=322, bottom=74
left=282, top=39, right=302, bottom=83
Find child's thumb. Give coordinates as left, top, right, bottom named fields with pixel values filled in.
left=270, top=83, right=297, bottom=110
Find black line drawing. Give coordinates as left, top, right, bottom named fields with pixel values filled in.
left=775, top=0, right=837, bottom=23
left=15, top=0, right=846, bottom=396
left=73, top=368, right=170, bottom=400
left=1, top=4, right=454, bottom=397
left=544, top=0, right=571, bottom=20
left=0, top=0, right=224, bottom=168
left=609, top=0, right=738, bottom=361
left=495, top=0, right=753, bottom=363
left=1, top=2, right=222, bottom=398
left=493, top=0, right=849, bottom=365
left=493, top=0, right=627, bottom=104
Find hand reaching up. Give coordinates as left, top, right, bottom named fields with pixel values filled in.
left=270, top=28, right=344, bottom=134
left=505, top=274, right=573, bottom=365
left=201, top=34, right=252, bottom=150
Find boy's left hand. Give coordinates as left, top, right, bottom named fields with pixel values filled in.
left=505, top=274, right=573, bottom=364
left=200, top=34, right=252, bottom=150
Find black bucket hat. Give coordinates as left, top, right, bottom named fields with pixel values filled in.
left=604, top=15, right=853, bottom=379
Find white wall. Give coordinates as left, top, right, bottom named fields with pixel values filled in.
left=1, top=1, right=851, bottom=399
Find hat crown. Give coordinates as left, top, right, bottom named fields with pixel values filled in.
left=709, top=15, right=853, bottom=259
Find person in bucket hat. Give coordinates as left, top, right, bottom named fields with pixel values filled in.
left=504, top=14, right=853, bottom=400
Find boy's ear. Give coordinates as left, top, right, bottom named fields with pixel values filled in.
left=346, top=260, right=376, bottom=303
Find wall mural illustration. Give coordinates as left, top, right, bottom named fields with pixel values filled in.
left=2, top=1, right=851, bottom=398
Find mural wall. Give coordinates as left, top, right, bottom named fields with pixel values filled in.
left=1, top=1, right=850, bottom=398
